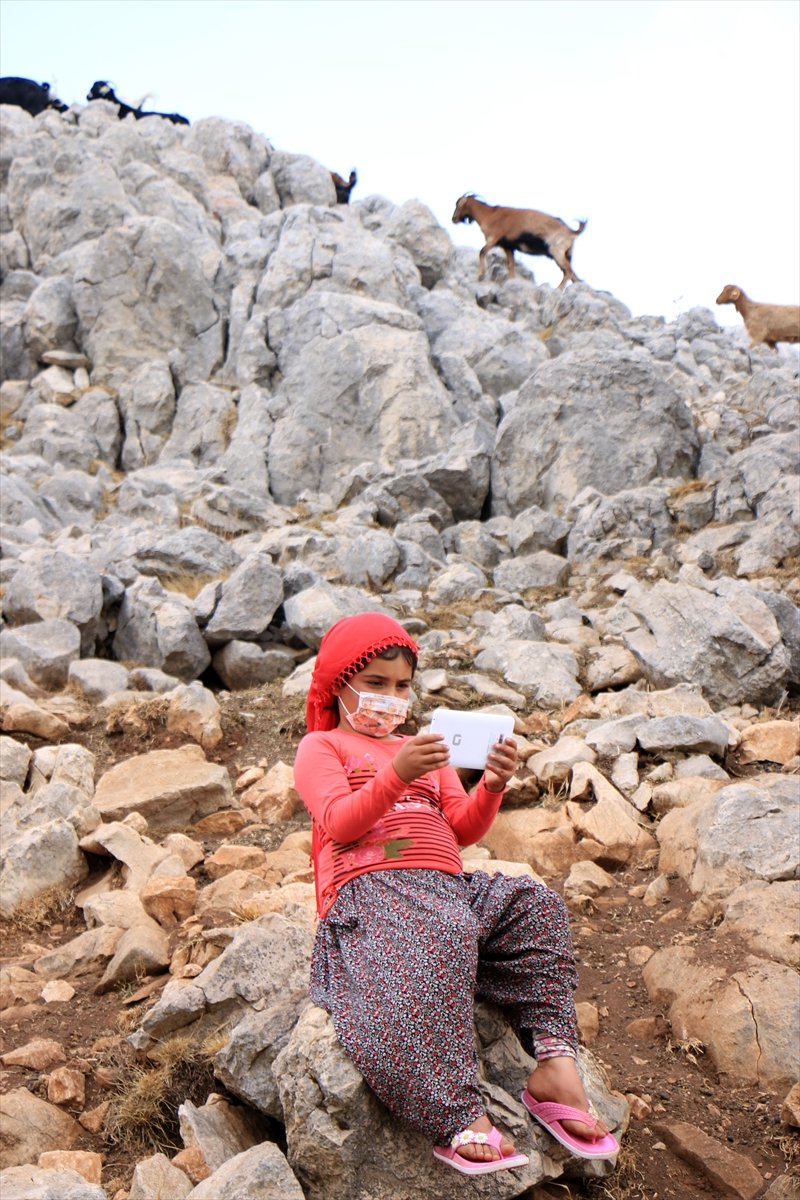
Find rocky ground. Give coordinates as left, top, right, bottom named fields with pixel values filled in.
left=1, top=681, right=797, bottom=1200
left=1, top=96, right=799, bottom=1200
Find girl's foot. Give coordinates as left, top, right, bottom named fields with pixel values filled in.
left=525, top=1056, right=610, bottom=1142
left=452, top=1113, right=519, bottom=1164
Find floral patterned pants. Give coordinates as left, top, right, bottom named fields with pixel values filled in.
left=309, top=868, right=579, bottom=1145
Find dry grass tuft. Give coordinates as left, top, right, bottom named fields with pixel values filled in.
left=8, top=885, right=75, bottom=932
left=231, top=898, right=270, bottom=924
left=584, top=1143, right=648, bottom=1200
left=104, top=696, right=170, bottom=738
left=773, top=1130, right=800, bottom=1177
left=666, top=1035, right=705, bottom=1065
left=105, top=1027, right=228, bottom=1154
left=541, top=776, right=571, bottom=809
left=116, top=1006, right=145, bottom=1034
left=668, top=478, right=711, bottom=499
left=155, top=570, right=222, bottom=599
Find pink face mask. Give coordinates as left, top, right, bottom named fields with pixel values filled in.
left=340, top=683, right=409, bottom=737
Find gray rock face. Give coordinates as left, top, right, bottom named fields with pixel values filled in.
left=491, top=345, right=699, bottom=516
left=186, top=1142, right=305, bottom=1200
left=385, top=199, right=452, bottom=289
left=0, top=618, right=81, bottom=688
left=3, top=551, right=103, bottom=653
left=567, top=485, right=674, bottom=562
left=622, top=579, right=790, bottom=706
left=113, top=577, right=211, bottom=681
left=692, top=777, right=800, bottom=898
left=636, top=715, right=731, bottom=757
left=0, top=1166, right=106, bottom=1200
left=266, top=294, right=460, bottom=505
left=0, top=108, right=796, bottom=733
left=474, top=640, right=581, bottom=705
left=0, top=818, right=88, bottom=918
left=204, top=554, right=283, bottom=645
left=212, top=642, right=298, bottom=690
left=71, top=216, right=222, bottom=378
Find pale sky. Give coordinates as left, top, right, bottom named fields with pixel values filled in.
left=1, top=0, right=798, bottom=323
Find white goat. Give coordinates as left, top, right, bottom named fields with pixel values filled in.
left=716, top=284, right=800, bottom=348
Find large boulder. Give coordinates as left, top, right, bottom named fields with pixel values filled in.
left=134, top=908, right=626, bottom=1200
left=621, top=578, right=790, bottom=706
left=491, top=344, right=699, bottom=516
left=3, top=551, right=103, bottom=654
left=113, top=576, right=211, bottom=681
left=691, top=776, right=799, bottom=899
left=93, top=744, right=235, bottom=835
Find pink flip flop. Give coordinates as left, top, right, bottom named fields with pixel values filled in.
left=433, top=1125, right=530, bottom=1175
left=521, top=1090, right=620, bottom=1160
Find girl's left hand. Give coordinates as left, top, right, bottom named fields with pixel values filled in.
left=484, top=737, right=518, bottom=793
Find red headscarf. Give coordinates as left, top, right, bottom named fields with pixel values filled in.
left=305, top=612, right=420, bottom=732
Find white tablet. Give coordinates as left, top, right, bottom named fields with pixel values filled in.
left=428, top=708, right=515, bottom=770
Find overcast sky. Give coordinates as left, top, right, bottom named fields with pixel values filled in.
left=2, top=0, right=798, bottom=323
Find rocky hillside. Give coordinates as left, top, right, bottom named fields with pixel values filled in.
left=0, top=100, right=798, bottom=1200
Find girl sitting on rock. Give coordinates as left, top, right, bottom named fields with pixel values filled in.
left=293, top=611, right=620, bottom=1176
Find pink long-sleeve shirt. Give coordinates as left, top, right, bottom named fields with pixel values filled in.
left=293, top=728, right=505, bottom=917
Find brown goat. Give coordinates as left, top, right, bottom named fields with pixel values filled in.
left=715, top=284, right=800, bottom=349
left=452, top=193, right=586, bottom=286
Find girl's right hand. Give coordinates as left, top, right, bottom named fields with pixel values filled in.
left=393, top=732, right=450, bottom=782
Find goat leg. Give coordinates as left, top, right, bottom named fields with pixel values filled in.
left=478, top=246, right=488, bottom=281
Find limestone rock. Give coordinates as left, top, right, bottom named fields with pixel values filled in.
left=528, top=737, right=596, bottom=784
left=643, top=946, right=799, bottom=1090
left=113, top=576, right=211, bottom=682
left=636, top=714, right=731, bottom=757
left=2, top=702, right=71, bottom=740
left=0, top=1165, right=106, bottom=1200
left=737, top=719, right=800, bottom=765
left=47, top=1066, right=86, bottom=1108
left=185, top=1141, right=305, bottom=1200
left=0, top=1088, right=81, bottom=1169
left=719, top=881, right=800, bottom=969
left=622, top=578, right=790, bottom=707
left=0, top=618, right=81, bottom=690
left=178, top=1095, right=265, bottom=1173
left=780, top=1082, right=800, bottom=1128
left=93, top=745, right=235, bottom=835
left=95, top=923, right=171, bottom=993
left=0, top=818, right=88, bottom=918
left=491, top=343, right=698, bottom=516
left=36, top=1151, right=103, bottom=1185
left=652, top=1120, right=763, bottom=1200
left=567, top=763, right=657, bottom=866
left=165, top=682, right=223, bottom=751
left=1, top=1039, right=67, bottom=1070
left=240, top=761, right=301, bottom=822
left=692, top=776, right=799, bottom=898
left=33, top=926, right=124, bottom=979
left=3, top=551, right=103, bottom=654
left=140, top=874, right=198, bottom=930
left=129, top=1153, right=192, bottom=1200
left=0, top=735, right=32, bottom=786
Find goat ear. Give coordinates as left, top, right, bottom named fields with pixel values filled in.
left=731, top=287, right=741, bottom=299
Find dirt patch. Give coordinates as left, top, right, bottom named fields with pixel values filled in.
left=1, top=696, right=797, bottom=1199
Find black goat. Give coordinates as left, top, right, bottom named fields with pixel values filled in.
left=86, top=81, right=189, bottom=126
left=0, top=76, right=67, bottom=115
left=331, top=169, right=357, bottom=204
